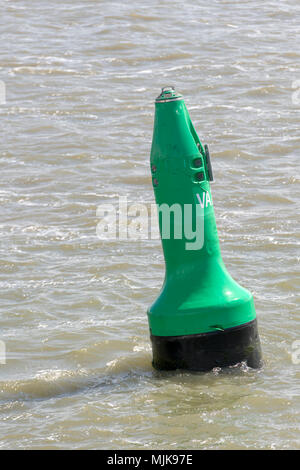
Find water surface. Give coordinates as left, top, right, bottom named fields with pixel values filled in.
left=0, top=0, right=299, bottom=449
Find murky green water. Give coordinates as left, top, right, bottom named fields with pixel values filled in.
left=0, top=0, right=299, bottom=449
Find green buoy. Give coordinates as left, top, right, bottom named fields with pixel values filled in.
left=147, top=87, right=262, bottom=371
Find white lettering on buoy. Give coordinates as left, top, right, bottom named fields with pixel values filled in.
left=205, top=192, right=212, bottom=207
left=196, top=192, right=205, bottom=208
left=196, top=192, right=212, bottom=208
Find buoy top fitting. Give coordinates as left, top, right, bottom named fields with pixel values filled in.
left=155, top=86, right=183, bottom=103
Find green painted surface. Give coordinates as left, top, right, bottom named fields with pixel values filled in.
left=147, top=90, right=257, bottom=337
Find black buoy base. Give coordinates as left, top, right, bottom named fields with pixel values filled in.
left=150, top=319, right=262, bottom=371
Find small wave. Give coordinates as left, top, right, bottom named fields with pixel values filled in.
left=103, top=42, right=136, bottom=51
left=0, top=369, right=95, bottom=402
left=129, top=12, right=160, bottom=21
left=0, top=347, right=152, bottom=403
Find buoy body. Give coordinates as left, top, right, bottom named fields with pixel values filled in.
left=147, top=88, right=262, bottom=371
